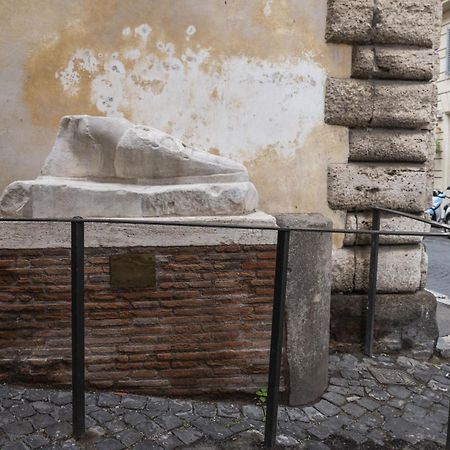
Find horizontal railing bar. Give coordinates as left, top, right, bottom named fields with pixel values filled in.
left=374, top=207, right=450, bottom=231
left=0, top=215, right=448, bottom=237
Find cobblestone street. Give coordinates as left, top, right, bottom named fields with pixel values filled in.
left=0, top=352, right=448, bottom=449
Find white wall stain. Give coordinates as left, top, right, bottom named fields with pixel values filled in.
left=57, top=29, right=326, bottom=159
left=56, top=48, right=98, bottom=96
left=263, top=0, right=273, bottom=17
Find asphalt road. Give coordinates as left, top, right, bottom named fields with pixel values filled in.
left=424, top=236, right=450, bottom=336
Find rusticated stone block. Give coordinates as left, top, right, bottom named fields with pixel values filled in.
left=326, top=0, right=374, bottom=44
left=330, top=290, right=438, bottom=355
left=325, top=79, right=434, bottom=129
left=352, top=46, right=436, bottom=81
left=372, top=82, right=435, bottom=128
left=328, top=164, right=431, bottom=212
left=374, top=0, right=441, bottom=49
left=325, top=79, right=373, bottom=127
left=332, top=245, right=424, bottom=293
left=332, top=247, right=355, bottom=293
left=344, top=211, right=429, bottom=245
left=354, top=244, right=424, bottom=293
left=349, top=129, right=432, bottom=162
left=326, top=0, right=440, bottom=49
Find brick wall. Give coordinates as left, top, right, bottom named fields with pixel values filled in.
left=0, top=244, right=281, bottom=399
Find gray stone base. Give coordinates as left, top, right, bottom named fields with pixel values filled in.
left=330, top=290, right=438, bottom=358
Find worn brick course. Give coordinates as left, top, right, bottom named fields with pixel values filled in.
left=0, top=245, right=280, bottom=398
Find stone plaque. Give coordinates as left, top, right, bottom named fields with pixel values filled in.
left=368, top=367, right=416, bottom=386
left=110, top=253, right=156, bottom=289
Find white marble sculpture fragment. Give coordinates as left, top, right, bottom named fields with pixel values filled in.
left=0, top=116, right=258, bottom=218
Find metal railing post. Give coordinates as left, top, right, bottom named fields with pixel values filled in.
left=264, top=229, right=290, bottom=449
left=71, top=217, right=85, bottom=438
left=365, top=208, right=380, bottom=357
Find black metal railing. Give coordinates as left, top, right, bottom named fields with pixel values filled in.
left=0, top=211, right=449, bottom=449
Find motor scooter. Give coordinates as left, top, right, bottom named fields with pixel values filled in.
left=425, top=187, right=450, bottom=223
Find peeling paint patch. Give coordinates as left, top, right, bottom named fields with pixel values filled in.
left=263, top=0, right=273, bottom=16
left=55, top=34, right=325, bottom=158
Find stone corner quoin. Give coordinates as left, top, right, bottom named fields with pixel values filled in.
left=324, top=0, right=440, bottom=354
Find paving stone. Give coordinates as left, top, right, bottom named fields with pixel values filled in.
left=303, top=407, right=326, bottom=422
left=280, top=421, right=308, bottom=440
left=44, top=421, right=72, bottom=440
left=387, top=385, right=412, bottom=399
left=104, top=419, right=127, bottom=433
left=135, top=420, right=165, bottom=438
left=2, top=421, right=33, bottom=437
left=146, top=397, right=169, bottom=416
left=341, top=369, right=359, bottom=380
left=23, top=433, right=50, bottom=449
left=378, top=405, right=402, bottom=418
left=49, top=392, right=72, bottom=406
left=193, top=402, right=216, bottom=418
left=29, top=413, right=57, bottom=429
left=307, top=423, right=332, bottom=440
left=217, top=402, right=240, bottom=418
left=51, top=405, right=72, bottom=421
left=404, top=402, right=428, bottom=418
left=286, top=408, right=309, bottom=422
left=156, top=432, right=184, bottom=449
left=422, top=388, right=442, bottom=402
left=241, top=404, right=264, bottom=420
left=388, top=398, right=407, bottom=409
left=327, top=385, right=351, bottom=396
left=0, top=410, right=15, bottom=426
left=342, top=403, right=366, bottom=418
left=304, top=442, right=331, bottom=450
left=384, top=417, right=423, bottom=444
left=9, top=402, right=34, bottom=420
left=32, top=401, right=53, bottom=414
left=134, top=441, right=163, bottom=450
left=7, top=388, right=24, bottom=400
left=97, top=393, right=121, bottom=408
left=337, top=428, right=368, bottom=445
left=154, top=414, right=184, bottom=431
left=191, top=416, right=234, bottom=440
left=3, top=442, right=28, bottom=450
left=367, top=428, right=386, bottom=446
left=23, top=389, right=49, bottom=402
left=426, top=408, right=448, bottom=425
left=314, top=400, right=341, bottom=417
left=276, top=434, right=299, bottom=446
left=168, top=399, right=192, bottom=415
left=345, top=420, right=369, bottom=435
left=358, top=411, right=384, bottom=428
left=329, top=377, right=348, bottom=387
left=86, top=425, right=106, bottom=438
left=355, top=396, right=379, bottom=411
left=85, top=393, right=98, bottom=406
left=368, top=389, right=391, bottom=401
left=322, top=392, right=346, bottom=407
left=94, top=438, right=125, bottom=450
left=121, top=395, right=147, bottom=410
left=428, top=379, right=449, bottom=392
left=117, top=428, right=143, bottom=447
left=172, top=426, right=204, bottom=445
left=123, top=411, right=148, bottom=427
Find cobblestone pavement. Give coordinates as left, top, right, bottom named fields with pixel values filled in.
left=0, top=353, right=449, bottom=449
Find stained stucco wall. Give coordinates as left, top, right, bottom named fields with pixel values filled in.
left=0, top=0, right=350, bottom=224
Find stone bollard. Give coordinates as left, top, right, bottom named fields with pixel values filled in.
left=276, top=214, right=332, bottom=406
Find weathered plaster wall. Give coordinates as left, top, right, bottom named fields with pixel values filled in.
left=0, top=0, right=350, bottom=223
